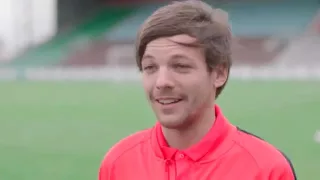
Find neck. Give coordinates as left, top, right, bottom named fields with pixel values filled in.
left=162, top=105, right=215, bottom=150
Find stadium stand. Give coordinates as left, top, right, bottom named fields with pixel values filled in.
left=63, top=1, right=319, bottom=68
left=3, top=1, right=320, bottom=69
left=3, top=6, right=135, bottom=67
left=274, top=35, right=320, bottom=67
left=104, top=2, right=319, bottom=40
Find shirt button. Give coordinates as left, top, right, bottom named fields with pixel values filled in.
left=178, top=153, right=185, bottom=159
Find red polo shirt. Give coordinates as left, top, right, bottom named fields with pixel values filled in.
left=99, top=105, right=296, bottom=180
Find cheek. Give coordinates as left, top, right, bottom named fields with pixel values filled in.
left=142, top=77, right=153, bottom=98
left=188, top=78, right=213, bottom=104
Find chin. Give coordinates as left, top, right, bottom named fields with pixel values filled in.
left=159, top=121, right=181, bottom=129
left=158, top=116, right=189, bottom=129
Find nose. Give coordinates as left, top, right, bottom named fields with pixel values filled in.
left=155, top=68, right=174, bottom=90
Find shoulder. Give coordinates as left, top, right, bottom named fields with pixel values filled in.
left=99, top=128, right=152, bottom=175
left=234, top=127, right=297, bottom=179
left=101, top=128, right=152, bottom=164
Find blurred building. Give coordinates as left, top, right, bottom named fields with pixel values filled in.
left=0, top=0, right=319, bottom=80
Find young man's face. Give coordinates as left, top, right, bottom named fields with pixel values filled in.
left=141, top=34, right=227, bottom=129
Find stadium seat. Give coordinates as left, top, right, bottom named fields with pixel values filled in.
left=105, top=1, right=320, bottom=40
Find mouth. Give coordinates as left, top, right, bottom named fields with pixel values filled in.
left=155, top=98, right=183, bottom=105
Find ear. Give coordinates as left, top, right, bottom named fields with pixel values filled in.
left=213, top=66, right=228, bottom=88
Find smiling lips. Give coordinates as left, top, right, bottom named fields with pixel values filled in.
left=155, top=97, right=183, bottom=105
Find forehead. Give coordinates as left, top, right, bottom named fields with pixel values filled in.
left=143, top=34, right=204, bottom=62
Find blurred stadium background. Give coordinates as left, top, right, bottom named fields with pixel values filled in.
left=0, top=0, right=320, bottom=179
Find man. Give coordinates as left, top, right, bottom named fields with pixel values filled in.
left=99, top=1, right=297, bottom=179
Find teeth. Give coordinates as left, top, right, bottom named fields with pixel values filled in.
left=157, top=99, right=180, bottom=105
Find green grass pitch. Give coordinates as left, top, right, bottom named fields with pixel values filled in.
left=0, top=80, right=319, bottom=180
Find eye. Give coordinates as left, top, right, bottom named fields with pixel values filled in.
left=174, top=64, right=190, bottom=68
left=172, top=63, right=192, bottom=73
left=142, top=64, right=157, bottom=73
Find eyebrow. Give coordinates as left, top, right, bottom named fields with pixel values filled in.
left=169, top=54, right=194, bottom=62
left=142, top=54, right=155, bottom=61
left=142, top=53, right=194, bottom=62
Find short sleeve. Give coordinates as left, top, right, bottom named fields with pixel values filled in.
left=255, top=161, right=297, bottom=180
left=98, top=153, right=115, bottom=180
left=269, top=161, right=297, bottom=180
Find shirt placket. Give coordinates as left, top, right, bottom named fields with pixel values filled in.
left=165, top=159, right=177, bottom=180
left=175, top=152, right=190, bottom=180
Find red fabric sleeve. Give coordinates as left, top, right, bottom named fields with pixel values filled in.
left=255, top=161, right=296, bottom=180
left=269, top=162, right=296, bottom=180
left=98, top=155, right=115, bottom=180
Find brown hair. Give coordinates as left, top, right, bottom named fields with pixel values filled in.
left=135, top=0, right=232, bottom=98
